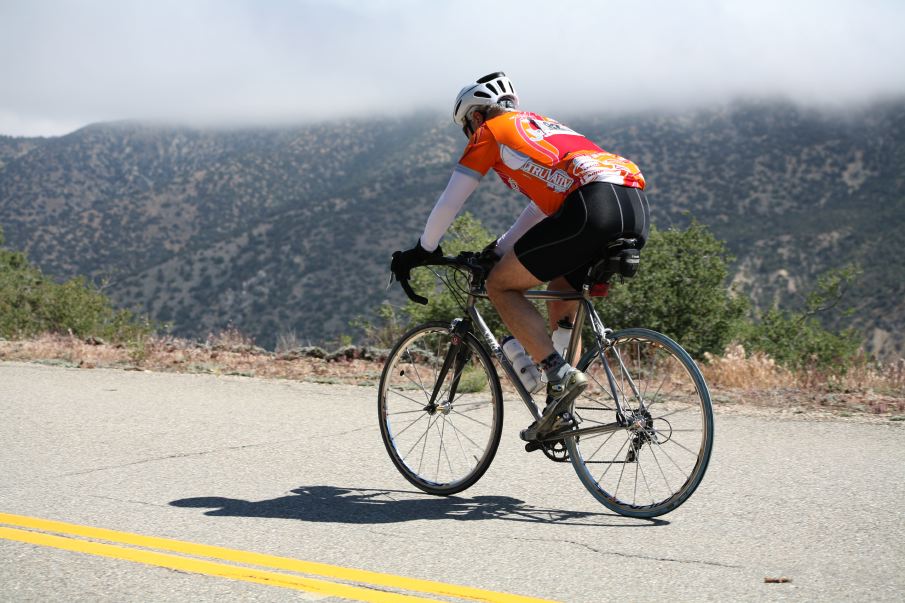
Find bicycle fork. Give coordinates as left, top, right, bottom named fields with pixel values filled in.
left=425, top=319, right=472, bottom=415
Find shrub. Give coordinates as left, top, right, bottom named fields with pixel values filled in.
left=738, top=265, right=861, bottom=372
left=371, top=215, right=747, bottom=361
left=0, top=226, right=153, bottom=342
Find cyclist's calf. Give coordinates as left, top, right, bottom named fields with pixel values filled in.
left=485, top=252, right=554, bottom=363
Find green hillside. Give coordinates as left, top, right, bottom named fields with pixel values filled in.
left=1, top=101, right=902, bottom=355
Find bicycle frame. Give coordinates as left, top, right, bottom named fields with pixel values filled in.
left=459, top=283, right=641, bottom=441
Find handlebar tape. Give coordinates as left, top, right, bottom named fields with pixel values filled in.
left=400, top=278, right=429, bottom=305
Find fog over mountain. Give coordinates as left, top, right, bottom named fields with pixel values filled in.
left=2, top=0, right=904, bottom=136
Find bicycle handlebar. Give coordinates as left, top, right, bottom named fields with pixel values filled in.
left=399, top=277, right=429, bottom=305
left=394, top=251, right=494, bottom=305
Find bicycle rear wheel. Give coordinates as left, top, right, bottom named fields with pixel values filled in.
left=567, top=328, right=714, bottom=517
left=378, top=321, right=503, bottom=496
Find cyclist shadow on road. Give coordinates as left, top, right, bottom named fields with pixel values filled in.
left=170, top=485, right=667, bottom=527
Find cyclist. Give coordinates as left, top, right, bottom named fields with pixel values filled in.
left=391, top=71, right=650, bottom=441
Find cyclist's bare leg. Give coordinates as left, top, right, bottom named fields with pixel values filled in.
left=546, top=276, right=578, bottom=331
left=486, top=251, right=555, bottom=363
left=490, top=252, right=588, bottom=439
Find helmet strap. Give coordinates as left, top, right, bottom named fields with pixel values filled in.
left=462, top=108, right=488, bottom=138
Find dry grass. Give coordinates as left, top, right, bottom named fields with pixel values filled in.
left=0, top=332, right=384, bottom=386
left=2, top=334, right=903, bottom=419
left=702, top=344, right=905, bottom=417
left=702, top=344, right=795, bottom=389
left=704, top=344, right=905, bottom=394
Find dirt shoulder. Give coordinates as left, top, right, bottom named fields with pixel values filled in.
left=2, top=334, right=903, bottom=424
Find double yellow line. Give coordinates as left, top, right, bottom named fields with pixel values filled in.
left=0, top=513, right=558, bottom=603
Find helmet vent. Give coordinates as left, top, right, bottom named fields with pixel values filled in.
left=474, top=91, right=491, bottom=98
left=486, top=82, right=498, bottom=95
left=477, top=71, right=506, bottom=84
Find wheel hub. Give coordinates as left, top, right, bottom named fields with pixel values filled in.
left=423, top=402, right=453, bottom=416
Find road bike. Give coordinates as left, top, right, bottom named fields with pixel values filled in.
left=378, top=240, right=713, bottom=518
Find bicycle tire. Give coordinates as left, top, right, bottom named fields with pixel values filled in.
left=567, top=328, right=714, bottom=517
left=378, top=321, right=503, bottom=496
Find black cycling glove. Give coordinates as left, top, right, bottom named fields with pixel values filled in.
left=480, top=239, right=501, bottom=259
left=390, top=240, right=443, bottom=281
left=477, top=239, right=502, bottom=270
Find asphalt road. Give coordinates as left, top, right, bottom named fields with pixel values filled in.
left=1, top=361, right=903, bottom=602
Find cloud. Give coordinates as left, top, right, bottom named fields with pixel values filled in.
left=1, top=0, right=904, bottom=136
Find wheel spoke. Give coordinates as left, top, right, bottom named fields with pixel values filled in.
left=663, top=435, right=703, bottom=457
left=635, top=449, right=655, bottom=505
left=388, top=385, right=429, bottom=408
left=403, top=351, right=431, bottom=403
left=599, top=432, right=632, bottom=484
left=647, top=442, right=675, bottom=496
left=649, top=435, right=687, bottom=475
left=450, top=407, right=493, bottom=428
left=584, top=428, right=621, bottom=462
left=444, top=414, right=486, bottom=453
left=612, top=436, right=631, bottom=499
left=386, top=406, right=429, bottom=416
left=435, top=417, right=447, bottom=481
left=389, top=410, right=429, bottom=439
left=445, top=415, right=475, bottom=467
left=409, top=414, right=438, bottom=469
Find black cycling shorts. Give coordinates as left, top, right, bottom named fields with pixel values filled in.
left=514, top=182, right=650, bottom=290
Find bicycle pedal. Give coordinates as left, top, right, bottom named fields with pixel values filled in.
left=524, top=441, right=543, bottom=453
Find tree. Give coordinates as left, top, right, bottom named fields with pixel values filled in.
left=0, top=225, right=152, bottom=341
left=739, top=264, right=861, bottom=371
left=595, top=221, right=748, bottom=359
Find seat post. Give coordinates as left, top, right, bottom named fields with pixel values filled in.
left=564, top=285, right=591, bottom=366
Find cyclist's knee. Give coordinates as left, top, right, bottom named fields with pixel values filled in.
left=487, top=253, right=534, bottom=297
left=485, top=268, right=508, bottom=301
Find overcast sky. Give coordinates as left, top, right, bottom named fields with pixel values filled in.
left=2, top=0, right=904, bottom=137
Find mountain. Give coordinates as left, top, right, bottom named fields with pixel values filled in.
left=1, top=101, right=903, bottom=356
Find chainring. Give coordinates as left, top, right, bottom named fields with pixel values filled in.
left=540, top=439, right=570, bottom=462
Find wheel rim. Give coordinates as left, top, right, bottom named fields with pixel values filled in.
left=572, top=333, right=712, bottom=513
left=380, top=327, right=500, bottom=491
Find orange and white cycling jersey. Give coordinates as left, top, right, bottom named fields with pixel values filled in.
left=456, top=111, right=645, bottom=215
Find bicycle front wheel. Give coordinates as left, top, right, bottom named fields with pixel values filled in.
left=378, top=321, right=503, bottom=496
left=568, top=328, right=714, bottom=517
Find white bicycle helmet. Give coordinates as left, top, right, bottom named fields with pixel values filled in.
left=453, top=71, right=519, bottom=128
